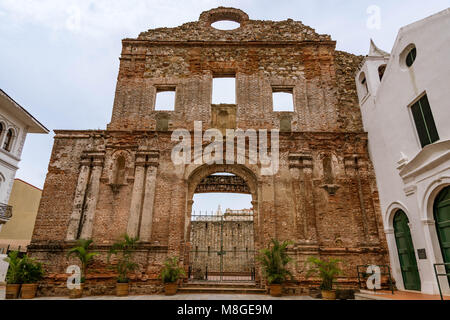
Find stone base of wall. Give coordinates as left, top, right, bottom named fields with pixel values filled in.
left=37, top=279, right=164, bottom=298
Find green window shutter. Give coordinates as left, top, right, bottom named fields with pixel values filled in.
left=418, top=95, right=440, bottom=144
left=411, top=95, right=440, bottom=148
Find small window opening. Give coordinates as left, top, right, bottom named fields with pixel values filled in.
left=113, top=156, right=126, bottom=185
left=323, top=154, right=334, bottom=184
left=406, top=48, right=417, bottom=67
left=3, top=129, right=14, bottom=152
left=378, top=65, right=387, bottom=81
left=211, top=21, right=240, bottom=30
left=272, top=88, right=294, bottom=112
left=155, top=89, right=175, bottom=111
left=212, top=76, right=236, bottom=104
left=359, top=73, right=368, bottom=97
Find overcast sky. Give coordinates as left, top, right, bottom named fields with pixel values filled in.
left=0, top=0, right=448, bottom=211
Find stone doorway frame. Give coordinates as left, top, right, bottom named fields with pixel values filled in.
left=183, top=164, right=260, bottom=283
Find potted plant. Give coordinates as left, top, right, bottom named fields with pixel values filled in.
left=160, top=257, right=185, bottom=296
left=108, top=234, right=139, bottom=297
left=256, top=239, right=293, bottom=297
left=306, top=256, right=342, bottom=300
left=18, top=255, right=45, bottom=299
left=67, top=239, right=98, bottom=299
left=3, top=251, right=22, bottom=299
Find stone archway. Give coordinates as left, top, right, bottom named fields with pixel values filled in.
left=184, top=164, right=260, bottom=282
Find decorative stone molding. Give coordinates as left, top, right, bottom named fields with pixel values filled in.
left=199, top=7, right=249, bottom=26
left=344, top=155, right=358, bottom=175
left=321, top=184, right=340, bottom=196
left=421, top=219, right=436, bottom=226
left=127, top=150, right=160, bottom=239
left=344, top=155, right=368, bottom=176
left=288, top=153, right=313, bottom=170
left=396, top=152, right=409, bottom=171
left=81, top=151, right=106, bottom=167
left=399, top=140, right=450, bottom=182
left=195, top=175, right=250, bottom=194
left=135, top=150, right=160, bottom=168
left=66, top=150, right=105, bottom=241
left=404, top=185, right=417, bottom=197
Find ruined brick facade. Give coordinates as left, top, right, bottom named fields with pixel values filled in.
left=29, top=7, right=389, bottom=296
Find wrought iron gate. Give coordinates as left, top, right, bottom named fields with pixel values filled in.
left=188, top=210, right=255, bottom=282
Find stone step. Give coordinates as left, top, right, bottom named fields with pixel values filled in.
left=178, top=286, right=267, bottom=295
left=182, top=282, right=259, bottom=289
left=354, top=293, right=391, bottom=300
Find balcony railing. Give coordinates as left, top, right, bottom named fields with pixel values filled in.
left=0, top=203, right=12, bottom=221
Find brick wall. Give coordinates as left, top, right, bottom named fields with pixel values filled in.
left=29, top=7, right=389, bottom=296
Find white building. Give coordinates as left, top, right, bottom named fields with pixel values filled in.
left=0, top=89, right=48, bottom=232
left=356, top=8, right=450, bottom=295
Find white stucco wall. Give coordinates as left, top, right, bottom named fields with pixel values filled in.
left=356, top=9, right=450, bottom=295
left=0, top=87, right=47, bottom=231
left=0, top=107, right=28, bottom=206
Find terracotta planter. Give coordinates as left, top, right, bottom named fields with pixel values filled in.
left=116, top=282, right=129, bottom=297
left=20, top=284, right=38, bottom=299
left=269, top=284, right=283, bottom=297
left=5, top=284, right=21, bottom=299
left=164, top=283, right=178, bottom=296
left=69, top=283, right=85, bottom=299
left=321, top=290, right=336, bottom=300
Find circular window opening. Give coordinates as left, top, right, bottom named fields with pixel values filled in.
left=406, top=47, right=417, bottom=67
left=211, top=20, right=241, bottom=30
left=399, top=44, right=417, bottom=70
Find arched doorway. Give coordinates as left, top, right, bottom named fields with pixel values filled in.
left=185, top=165, right=258, bottom=283
left=393, top=210, right=421, bottom=291
left=434, top=186, right=450, bottom=285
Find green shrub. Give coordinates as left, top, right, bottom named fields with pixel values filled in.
left=257, top=239, right=293, bottom=285
left=17, top=255, right=45, bottom=284
left=108, top=234, right=139, bottom=283
left=67, top=239, right=98, bottom=283
left=3, top=251, right=22, bottom=284
left=160, top=257, right=185, bottom=284
left=305, top=256, right=342, bottom=291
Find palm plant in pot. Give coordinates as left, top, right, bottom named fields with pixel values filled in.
left=256, top=239, right=293, bottom=297
left=3, top=251, right=22, bottom=299
left=160, top=257, right=185, bottom=296
left=18, top=255, right=45, bottom=299
left=306, top=256, right=342, bottom=300
left=67, top=239, right=98, bottom=299
left=107, top=234, right=139, bottom=297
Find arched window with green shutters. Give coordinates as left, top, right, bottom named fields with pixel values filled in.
left=434, top=186, right=450, bottom=286
left=393, top=210, right=421, bottom=291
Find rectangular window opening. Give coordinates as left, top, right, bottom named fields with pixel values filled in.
left=155, top=88, right=176, bottom=111
left=212, top=76, right=236, bottom=104
left=410, top=94, right=439, bottom=148
left=272, top=88, right=294, bottom=112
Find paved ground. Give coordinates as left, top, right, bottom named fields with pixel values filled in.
left=357, top=290, right=449, bottom=300
left=33, top=293, right=316, bottom=300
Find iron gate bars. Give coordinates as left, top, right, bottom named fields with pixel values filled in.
left=434, top=263, right=450, bottom=301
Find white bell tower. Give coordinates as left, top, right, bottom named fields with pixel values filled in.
left=355, top=39, right=390, bottom=105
